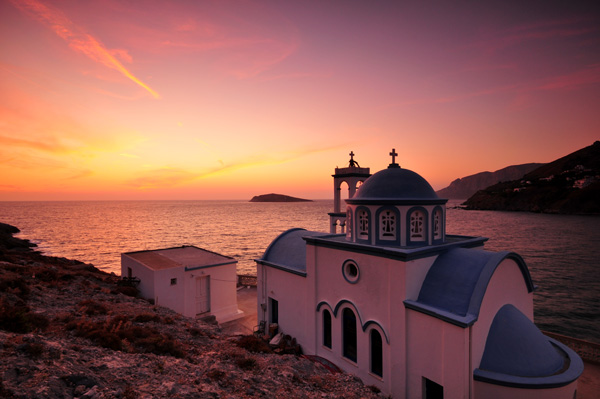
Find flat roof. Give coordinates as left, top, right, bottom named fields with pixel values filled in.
left=124, top=245, right=236, bottom=271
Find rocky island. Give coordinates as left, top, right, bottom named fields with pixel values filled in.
left=0, top=222, right=379, bottom=398
left=250, top=193, right=312, bottom=202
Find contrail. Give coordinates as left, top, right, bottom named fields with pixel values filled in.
left=10, top=0, right=160, bottom=99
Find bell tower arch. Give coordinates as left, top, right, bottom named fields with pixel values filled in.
left=329, top=151, right=371, bottom=233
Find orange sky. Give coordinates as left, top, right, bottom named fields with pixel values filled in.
left=1, top=0, right=599, bottom=200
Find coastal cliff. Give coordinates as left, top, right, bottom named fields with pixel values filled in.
left=250, top=193, right=312, bottom=202
left=463, top=141, right=600, bottom=214
left=0, top=223, right=378, bottom=398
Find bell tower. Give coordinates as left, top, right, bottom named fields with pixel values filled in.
left=329, top=151, right=371, bottom=233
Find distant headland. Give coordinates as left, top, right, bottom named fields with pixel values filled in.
left=250, top=193, right=312, bottom=202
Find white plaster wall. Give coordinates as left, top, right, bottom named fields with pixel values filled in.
left=474, top=380, right=578, bottom=399
left=404, top=256, right=437, bottom=300
left=153, top=267, right=186, bottom=316
left=258, top=265, right=308, bottom=347
left=471, top=258, right=534, bottom=369
left=311, top=246, right=420, bottom=396
left=183, top=264, right=241, bottom=322
left=121, top=255, right=157, bottom=300
left=406, top=310, right=470, bottom=399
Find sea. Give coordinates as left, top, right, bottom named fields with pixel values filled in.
left=1, top=200, right=598, bottom=344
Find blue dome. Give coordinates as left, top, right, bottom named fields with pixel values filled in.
left=349, top=166, right=440, bottom=202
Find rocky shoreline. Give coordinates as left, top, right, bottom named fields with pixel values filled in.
left=0, top=222, right=380, bottom=399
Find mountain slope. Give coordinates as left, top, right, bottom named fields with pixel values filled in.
left=463, top=141, right=600, bottom=214
left=436, top=163, right=543, bottom=199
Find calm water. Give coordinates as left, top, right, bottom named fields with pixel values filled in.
left=1, top=200, right=598, bottom=344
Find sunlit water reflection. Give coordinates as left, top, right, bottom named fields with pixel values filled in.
left=1, top=200, right=598, bottom=343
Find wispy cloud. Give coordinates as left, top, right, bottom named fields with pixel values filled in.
left=535, top=64, right=600, bottom=91
left=9, top=0, right=160, bottom=98
left=127, top=143, right=345, bottom=190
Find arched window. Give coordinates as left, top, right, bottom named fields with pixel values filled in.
left=342, top=308, right=357, bottom=362
left=357, top=209, right=369, bottom=239
left=323, top=310, right=332, bottom=349
left=370, top=329, right=383, bottom=377
left=410, top=209, right=425, bottom=241
left=433, top=208, right=442, bottom=240
left=378, top=208, right=398, bottom=241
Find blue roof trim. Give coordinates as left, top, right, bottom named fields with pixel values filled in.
left=184, top=261, right=237, bottom=271
left=255, top=260, right=307, bottom=277
left=317, top=299, right=390, bottom=344
left=404, top=300, right=476, bottom=328
left=473, top=338, right=584, bottom=389
left=406, top=248, right=534, bottom=326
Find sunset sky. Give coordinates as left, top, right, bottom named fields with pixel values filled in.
left=1, top=0, right=599, bottom=200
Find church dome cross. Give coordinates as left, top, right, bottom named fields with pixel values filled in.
left=389, top=148, right=400, bottom=168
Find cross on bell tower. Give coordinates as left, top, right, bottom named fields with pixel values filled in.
left=388, top=148, right=400, bottom=168
left=349, top=151, right=360, bottom=167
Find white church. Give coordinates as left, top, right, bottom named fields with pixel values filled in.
left=256, top=150, right=583, bottom=399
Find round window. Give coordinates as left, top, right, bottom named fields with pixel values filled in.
left=342, top=260, right=360, bottom=284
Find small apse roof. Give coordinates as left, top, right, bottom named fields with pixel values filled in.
left=474, top=304, right=584, bottom=388
left=404, top=247, right=534, bottom=327
left=258, top=228, right=324, bottom=276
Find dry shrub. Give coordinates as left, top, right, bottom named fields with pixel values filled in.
left=78, top=299, right=108, bottom=316
left=188, top=327, right=206, bottom=337
left=71, top=315, right=184, bottom=357
left=133, top=312, right=161, bottom=323
left=206, top=368, right=226, bottom=381
left=122, top=385, right=139, bottom=399
left=235, top=356, right=257, bottom=370
left=20, top=342, right=45, bottom=358
left=0, top=299, right=49, bottom=333
left=111, top=285, right=139, bottom=297
left=235, top=335, right=272, bottom=353
left=34, top=267, right=59, bottom=282
left=0, top=277, right=30, bottom=298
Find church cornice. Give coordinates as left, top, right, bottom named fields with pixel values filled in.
left=346, top=198, right=448, bottom=205
left=303, top=234, right=488, bottom=262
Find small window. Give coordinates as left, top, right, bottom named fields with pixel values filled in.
left=127, top=267, right=132, bottom=279
left=423, top=377, right=443, bottom=399
left=170, top=278, right=177, bottom=285
left=323, top=310, right=332, bottom=349
left=410, top=210, right=425, bottom=241
left=370, top=329, right=383, bottom=377
left=357, top=209, right=369, bottom=239
left=342, top=260, right=360, bottom=284
left=379, top=209, right=397, bottom=241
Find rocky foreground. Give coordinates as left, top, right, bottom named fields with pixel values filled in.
left=0, top=223, right=381, bottom=399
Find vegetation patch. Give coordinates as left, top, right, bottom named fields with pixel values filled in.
left=78, top=299, right=109, bottom=316
left=69, top=315, right=184, bottom=357
left=235, top=335, right=272, bottom=353
left=133, top=312, right=161, bottom=323
left=0, top=299, right=49, bottom=333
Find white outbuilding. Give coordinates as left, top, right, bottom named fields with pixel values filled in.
left=122, top=245, right=243, bottom=323
left=256, top=150, right=583, bottom=399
